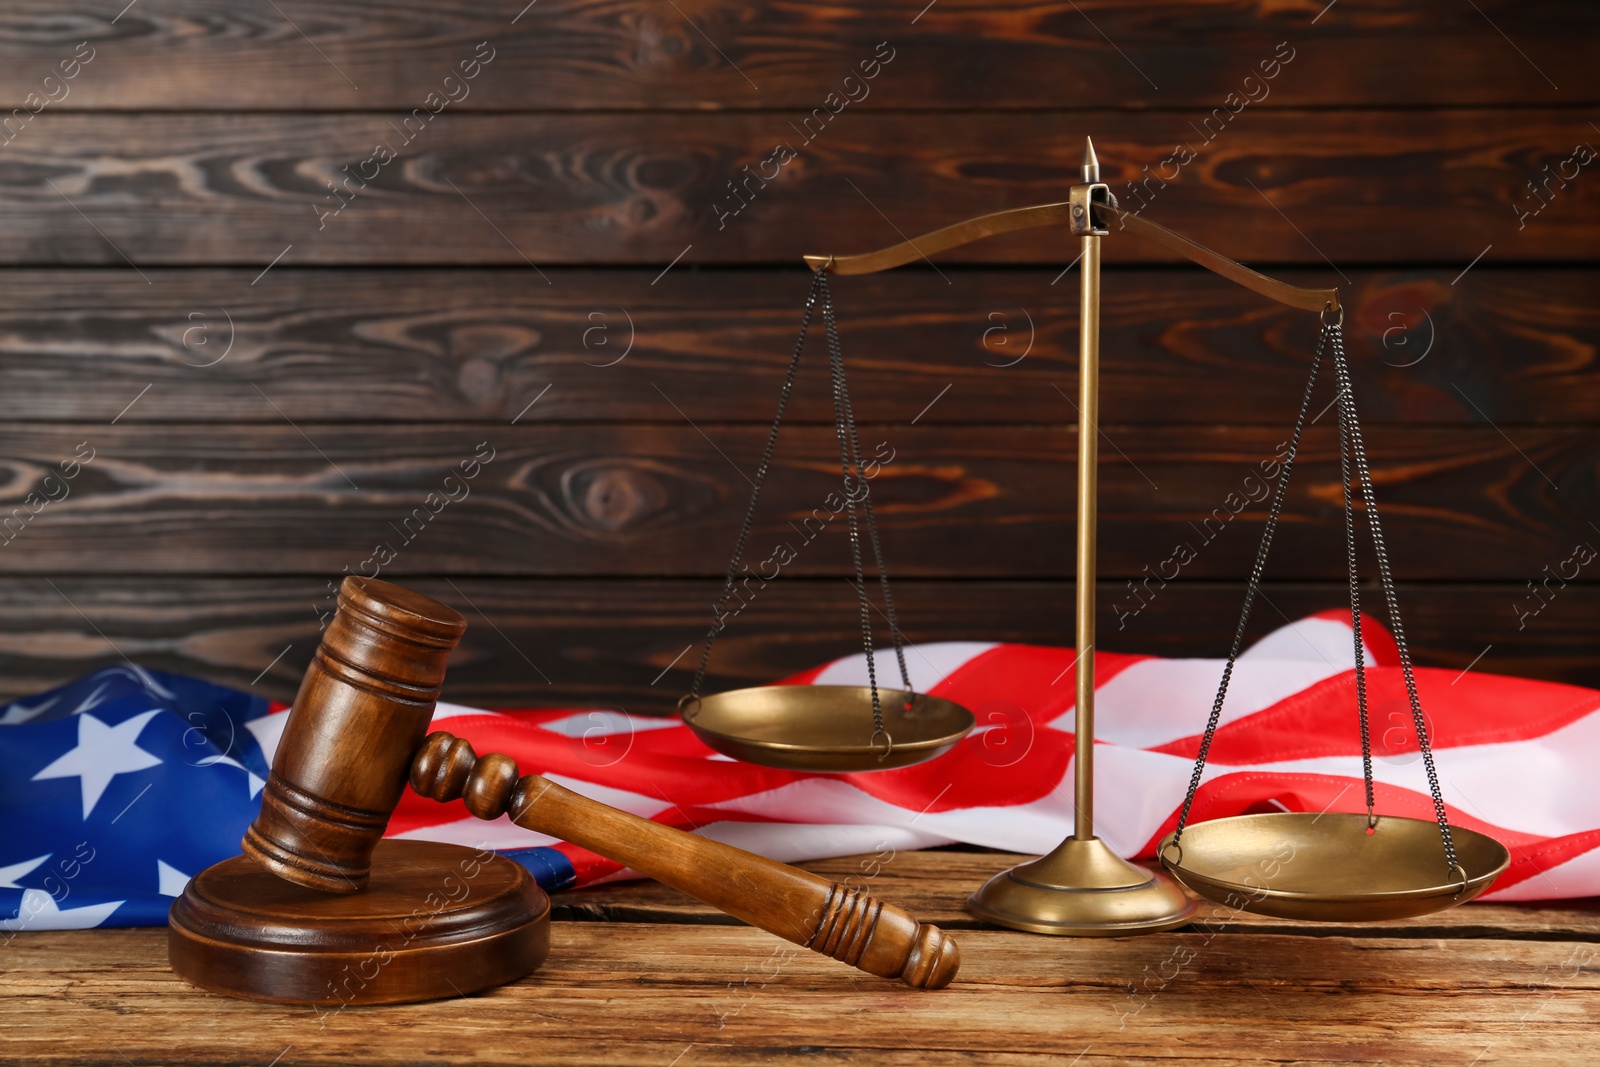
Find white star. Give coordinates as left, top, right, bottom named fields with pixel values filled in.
left=32, top=710, right=163, bottom=819
left=0, top=888, right=123, bottom=932
left=0, top=854, right=50, bottom=889
left=157, top=860, right=191, bottom=897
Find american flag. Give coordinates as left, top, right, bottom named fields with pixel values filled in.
left=2, top=612, right=1594, bottom=931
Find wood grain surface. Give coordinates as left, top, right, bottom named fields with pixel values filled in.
left=0, top=0, right=1592, bottom=111
left=556, top=850, right=1600, bottom=941
left=0, top=423, right=1590, bottom=581
left=4, top=849, right=1596, bottom=1066
left=0, top=267, right=1592, bottom=426
left=1, top=111, right=1594, bottom=265
left=0, top=577, right=1590, bottom=709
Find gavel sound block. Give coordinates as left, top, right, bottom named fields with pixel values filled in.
left=168, top=577, right=958, bottom=1005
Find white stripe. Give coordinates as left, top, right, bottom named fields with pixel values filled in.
left=1079, top=708, right=1600, bottom=852
left=694, top=820, right=948, bottom=856
left=394, top=817, right=950, bottom=877
left=1483, top=841, right=1600, bottom=901
left=1053, top=657, right=1355, bottom=748
left=1048, top=617, right=1375, bottom=748
left=243, top=701, right=496, bottom=763
left=1230, top=703, right=1600, bottom=839
left=535, top=710, right=681, bottom=738
left=394, top=767, right=695, bottom=847
left=700, top=772, right=1163, bottom=858
left=431, top=700, right=502, bottom=721
left=393, top=815, right=558, bottom=851
left=1240, top=616, right=1373, bottom=666
left=541, top=773, right=670, bottom=819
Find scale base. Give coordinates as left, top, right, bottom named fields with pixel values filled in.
left=967, top=836, right=1196, bottom=936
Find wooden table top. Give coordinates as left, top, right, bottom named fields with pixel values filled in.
left=4, top=849, right=1597, bottom=1066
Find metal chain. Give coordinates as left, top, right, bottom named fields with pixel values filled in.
left=1333, top=336, right=1377, bottom=821
left=821, top=275, right=885, bottom=740
left=819, top=271, right=914, bottom=699
left=825, top=275, right=902, bottom=742
left=688, top=269, right=825, bottom=702
left=687, top=269, right=911, bottom=755
left=1171, top=323, right=1329, bottom=844
left=1329, top=324, right=1460, bottom=876
left=1169, top=317, right=1461, bottom=883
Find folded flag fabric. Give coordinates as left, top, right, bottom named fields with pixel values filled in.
left=3, top=611, right=1596, bottom=931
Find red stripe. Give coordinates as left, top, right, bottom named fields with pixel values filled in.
left=826, top=645, right=1153, bottom=814
left=1151, top=667, right=1600, bottom=764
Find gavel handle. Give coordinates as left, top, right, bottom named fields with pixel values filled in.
left=410, top=732, right=958, bottom=989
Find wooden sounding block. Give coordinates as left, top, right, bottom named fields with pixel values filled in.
left=169, top=577, right=958, bottom=1004
left=168, top=839, right=550, bottom=1005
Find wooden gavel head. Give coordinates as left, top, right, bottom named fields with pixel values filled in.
left=242, top=576, right=467, bottom=894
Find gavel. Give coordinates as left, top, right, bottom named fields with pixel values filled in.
left=239, top=577, right=958, bottom=990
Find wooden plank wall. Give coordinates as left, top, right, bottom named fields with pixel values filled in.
left=0, top=1, right=1595, bottom=709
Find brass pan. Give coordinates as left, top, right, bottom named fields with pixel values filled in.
left=1158, top=812, right=1510, bottom=922
left=681, top=685, right=975, bottom=772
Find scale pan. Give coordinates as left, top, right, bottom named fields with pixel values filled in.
left=1158, top=812, right=1510, bottom=922
left=683, top=685, right=974, bottom=772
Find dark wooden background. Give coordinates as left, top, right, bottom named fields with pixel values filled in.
left=0, top=1, right=1595, bottom=710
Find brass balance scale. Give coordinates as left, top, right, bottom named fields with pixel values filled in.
left=679, top=139, right=1510, bottom=934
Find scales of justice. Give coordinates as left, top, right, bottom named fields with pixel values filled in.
left=680, top=138, right=1510, bottom=935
